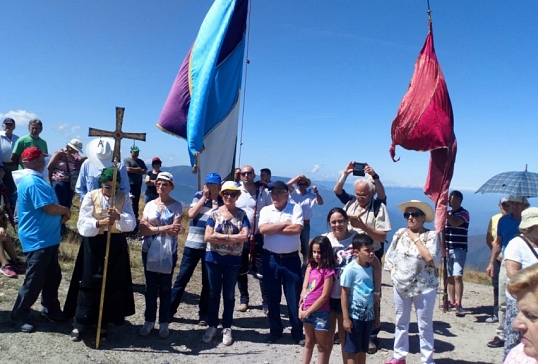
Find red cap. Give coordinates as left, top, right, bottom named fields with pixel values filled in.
left=152, top=157, right=162, bottom=164
left=21, top=146, right=47, bottom=162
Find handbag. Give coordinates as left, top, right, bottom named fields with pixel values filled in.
left=146, top=234, right=174, bottom=274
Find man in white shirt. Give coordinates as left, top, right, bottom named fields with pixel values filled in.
left=286, top=174, right=323, bottom=267
left=235, top=165, right=271, bottom=313
left=258, top=180, right=303, bottom=344
left=0, top=118, right=19, bottom=207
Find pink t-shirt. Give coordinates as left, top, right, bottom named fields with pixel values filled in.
left=303, top=267, right=334, bottom=312
left=504, top=343, right=537, bottom=364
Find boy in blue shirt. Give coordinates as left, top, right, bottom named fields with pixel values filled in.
left=341, top=233, right=381, bottom=364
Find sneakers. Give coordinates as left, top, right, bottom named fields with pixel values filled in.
left=11, top=314, right=34, bottom=333
left=159, top=323, right=169, bottom=338
left=139, top=321, right=154, bottom=336
left=448, top=301, right=458, bottom=311
left=237, top=303, right=248, bottom=312
left=486, top=315, right=499, bottom=323
left=10, top=260, right=26, bottom=274
left=487, top=336, right=505, bottom=348
left=222, top=328, right=233, bottom=346
left=385, top=358, right=406, bottom=364
left=455, top=305, right=465, bottom=317
left=202, top=327, right=217, bottom=343
left=20, top=322, right=35, bottom=333
left=1, top=264, right=17, bottom=278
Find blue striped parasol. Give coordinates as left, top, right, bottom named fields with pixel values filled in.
left=475, top=167, right=538, bottom=197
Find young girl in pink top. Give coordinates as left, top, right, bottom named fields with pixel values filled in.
left=299, top=236, right=336, bottom=364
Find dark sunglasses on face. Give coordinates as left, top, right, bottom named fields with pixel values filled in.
left=222, top=191, right=238, bottom=198
left=241, top=171, right=253, bottom=176
left=103, top=184, right=118, bottom=191
left=298, top=183, right=308, bottom=187
left=404, top=211, right=424, bottom=219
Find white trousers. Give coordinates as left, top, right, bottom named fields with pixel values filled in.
left=393, top=287, right=437, bottom=364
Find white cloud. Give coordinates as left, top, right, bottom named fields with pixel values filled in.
left=51, top=122, right=83, bottom=140
left=310, top=164, right=320, bottom=173
left=0, top=109, right=39, bottom=128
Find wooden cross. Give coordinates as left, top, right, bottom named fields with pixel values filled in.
left=88, top=107, right=146, bottom=163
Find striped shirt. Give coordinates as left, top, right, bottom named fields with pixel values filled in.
left=445, top=207, right=470, bottom=251
left=185, top=191, right=223, bottom=250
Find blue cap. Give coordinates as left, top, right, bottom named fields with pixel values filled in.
left=205, top=172, right=221, bottom=184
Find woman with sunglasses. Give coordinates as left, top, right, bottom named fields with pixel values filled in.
left=64, top=167, right=136, bottom=342
left=201, top=181, right=250, bottom=346
left=138, top=172, right=182, bottom=338
left=384, top=200, right=441, bottom=364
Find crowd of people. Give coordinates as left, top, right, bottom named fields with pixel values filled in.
left=2, top=116, right=538, bottom=364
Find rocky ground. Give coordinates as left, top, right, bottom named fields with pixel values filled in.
left=0, top=249, right=506, bottom=364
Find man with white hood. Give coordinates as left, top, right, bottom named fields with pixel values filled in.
left=75, top=138, right=130, bottom=201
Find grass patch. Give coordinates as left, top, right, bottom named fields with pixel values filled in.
left=464, top=268, right=492, bottom=286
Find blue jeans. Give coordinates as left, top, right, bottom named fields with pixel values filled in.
left=170, top=247, right=209, bottom=321
left=12, top=244, right=62, bottom=319
left=263, top=250, right=303, bottom=338
left=52, top=180, right=73, bottom=234
left=52, top=180, right=73, bottom=209
left=142, top=252, right=177, bottom=323
left=206, top=260, right=240, bottom=329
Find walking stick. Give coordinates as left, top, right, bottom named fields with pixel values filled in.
left=95, top=158, right=119, bottom=348
left=88, top=107, right=146, bottom=349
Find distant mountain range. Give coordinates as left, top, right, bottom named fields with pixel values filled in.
left=150, top=165, right=502, bottom=272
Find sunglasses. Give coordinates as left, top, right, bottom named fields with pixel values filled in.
left=222, top=191, right=238, bottom=198
left=241, top=171, right=253, bottom=176
left=404, top=211, right=424, bottom=219
left=103, top=184, right=118, bottom=191
left=297, top=183, right=308, bottom=187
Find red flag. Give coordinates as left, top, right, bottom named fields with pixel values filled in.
left=389, top=22, right=457, bottom=232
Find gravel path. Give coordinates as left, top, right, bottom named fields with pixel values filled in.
left=0, top=257, right=505, bottom=364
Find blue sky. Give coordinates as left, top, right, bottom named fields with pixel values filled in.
left=1, top=1, right=537, bottom=191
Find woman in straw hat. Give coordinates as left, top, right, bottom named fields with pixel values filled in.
left=47, top=138, right=86, bottom=233
left=63, top=167, right=136, bottom=342
left=201, top=181, right=250, bottom=346
left=503, top=207, right=538, bottom=359
left=384, top=200, right=441, bottom=364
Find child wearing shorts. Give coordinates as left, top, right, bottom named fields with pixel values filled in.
left=341, top=234, right=381, bottom=364
left=299, top=236, right=336, bottom=364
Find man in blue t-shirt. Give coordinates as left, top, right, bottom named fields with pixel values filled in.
left=11, top=147, right=71, bottom=333
left=486, top=195, right=529, bottom=348
left=169, top=172, right=223, bottom=325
